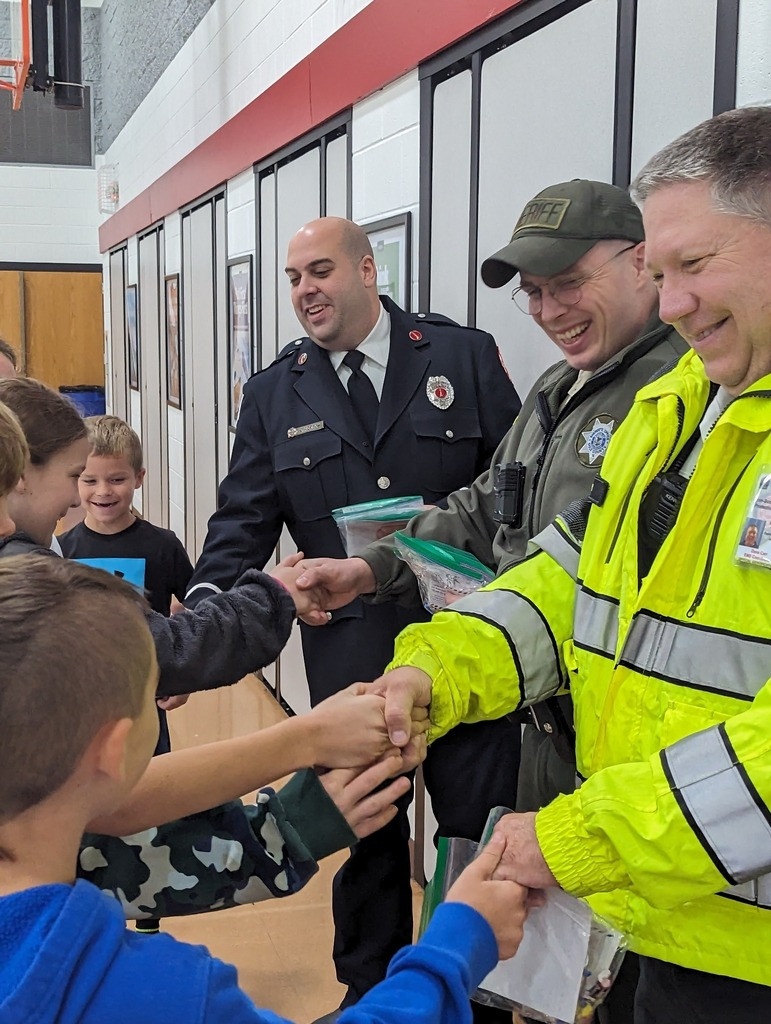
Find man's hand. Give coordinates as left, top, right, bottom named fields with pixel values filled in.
left=446, top=832, right=529, bottom=960
left=294, top=556, right=377, bottom=616
left=368, top=666, right=433, bottom=748
left=490, top=812, right=559, bottom=890
left=270, top=551, right=330, bottom=626
left=319, top=754, right=411, bottom=838
left=307, top=683, right=429, bottom=769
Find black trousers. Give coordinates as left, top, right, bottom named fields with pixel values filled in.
left=634, top=957, right=771, bottom=1024
left=332, top=716, right=522, bottom=1004
left=301, top=615, right=521, bottom=1006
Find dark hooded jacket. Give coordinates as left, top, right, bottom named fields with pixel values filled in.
left=0, top=533, right=295, bottom=696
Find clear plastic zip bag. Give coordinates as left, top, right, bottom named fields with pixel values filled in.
left=331, top=496, right=425, bottom=555
left=419, top=807, right=627, bottom=1023
left=393, top=532, right=494, bottom=611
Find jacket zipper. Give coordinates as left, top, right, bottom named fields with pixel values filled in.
left=686, top=467, right=750, bottom=618
left=685, top=389, right=771, bottom=617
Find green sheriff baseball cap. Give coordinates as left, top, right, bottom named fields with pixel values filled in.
left=480, top=179, right=644, bottom=287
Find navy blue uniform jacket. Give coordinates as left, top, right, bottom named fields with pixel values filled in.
left=186, top=297, right=520, bottom=699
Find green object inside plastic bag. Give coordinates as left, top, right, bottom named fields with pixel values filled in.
left=332, top=496, right=423, bottom=523
left=418, top=836, right=450, bottom=937
left=393, top=532, right=494, bottom=581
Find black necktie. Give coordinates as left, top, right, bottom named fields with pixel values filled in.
left=343, top=350, right=379, bottom=442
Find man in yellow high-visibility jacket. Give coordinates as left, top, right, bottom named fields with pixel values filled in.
left=372, top=106, right=771, bottom=1023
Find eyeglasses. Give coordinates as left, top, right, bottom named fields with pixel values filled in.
left=511, top=244, right=638, bottom=316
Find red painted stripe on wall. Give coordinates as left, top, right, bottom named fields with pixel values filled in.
left=99, top=0, right=523, bottom=252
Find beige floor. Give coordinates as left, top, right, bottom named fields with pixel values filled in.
left=162, top=674, right=423, bottom=1023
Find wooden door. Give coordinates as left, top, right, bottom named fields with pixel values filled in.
left=23, top=271, right=104, bottom=388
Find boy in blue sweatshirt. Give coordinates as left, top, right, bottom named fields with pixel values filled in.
left=0, top=553, right=529, bottom=1024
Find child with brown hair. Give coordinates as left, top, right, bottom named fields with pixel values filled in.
left=0, top=553, right=529, bottom=1024
left=61, top=414, right=193, bottom=621
left=60, top=415, right=195, bottom=802
left=0, top=389, right=420, bottom=918
left=0, top=376, right=325, bottom=694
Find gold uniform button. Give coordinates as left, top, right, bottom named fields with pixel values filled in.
left=377, top=476, right=390, bottom=490
left=302, top=457, right=311, bottom=467
left=445, top=429, right=454, bottom=439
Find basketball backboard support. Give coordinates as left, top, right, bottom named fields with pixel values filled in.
left=0, top=0, right=31, bottom=110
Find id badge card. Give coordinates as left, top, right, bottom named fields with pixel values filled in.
left=735, top=468, right=771, bottom=568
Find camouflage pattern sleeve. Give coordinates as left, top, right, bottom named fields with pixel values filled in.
left=276, top=765, right=357, bottom=861
left=78, top=785, right=323, bottom=920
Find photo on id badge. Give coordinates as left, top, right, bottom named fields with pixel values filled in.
left=736, top=470, right=771, bottom=567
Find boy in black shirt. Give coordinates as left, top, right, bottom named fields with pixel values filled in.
left=60, top=415, right=194, bottom=932
left=61, top=415, right=193, bottom=624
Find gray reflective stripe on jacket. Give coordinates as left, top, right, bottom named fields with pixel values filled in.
left=721, top=871, right=771, bottom=909
left=620, top=611, right=771, bottom=700
left=661, top=723, right=771, bottom=885
left=450, top=587, right=563, bottom=707
left=574, top=587, right=619, bottom=659
left=529, top=521, right=581, bottom=582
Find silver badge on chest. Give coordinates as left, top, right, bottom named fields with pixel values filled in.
left=575, top=414, right=616, bottom=467
left=426, top=375, right=454, bottom=410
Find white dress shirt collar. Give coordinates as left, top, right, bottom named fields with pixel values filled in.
left=330, top=305, right=391, bottom=399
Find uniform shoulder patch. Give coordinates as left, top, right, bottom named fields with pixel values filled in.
left=575, top=413, right=616, bottom=467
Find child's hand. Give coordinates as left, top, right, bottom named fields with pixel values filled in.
left=307, top=684, right=409, bottom=768
left=446, top=832, right=529, bottom=960
left=270, top=551, right=330, bottom=626
left=319, top=753, right=411, bottom=838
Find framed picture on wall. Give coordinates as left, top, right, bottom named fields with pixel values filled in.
left=125, top=284, right=139, bottom=391
left=165, top=274, right=182, bottom=409
left=228, top=256, right=253, bottom=429
left=364, top=212, right=412, bottom=312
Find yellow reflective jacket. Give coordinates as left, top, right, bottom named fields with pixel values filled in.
left=390, top=350, right=771, bottom=984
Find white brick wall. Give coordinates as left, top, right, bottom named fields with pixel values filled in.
left=0, top=165, right=100, bottom=264
left=103, top=0, right=376, bottom=211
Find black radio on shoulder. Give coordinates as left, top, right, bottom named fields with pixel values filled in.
left=493, top=462, right=526, bottom=527
left=645, top=472, right=688, bottom=541
left=638, top=469, right=689, bottom=579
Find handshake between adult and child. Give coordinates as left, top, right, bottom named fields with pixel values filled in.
left=269, top=552, right=431, bottom=768
left=273, top=554, right=561, bottom=895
